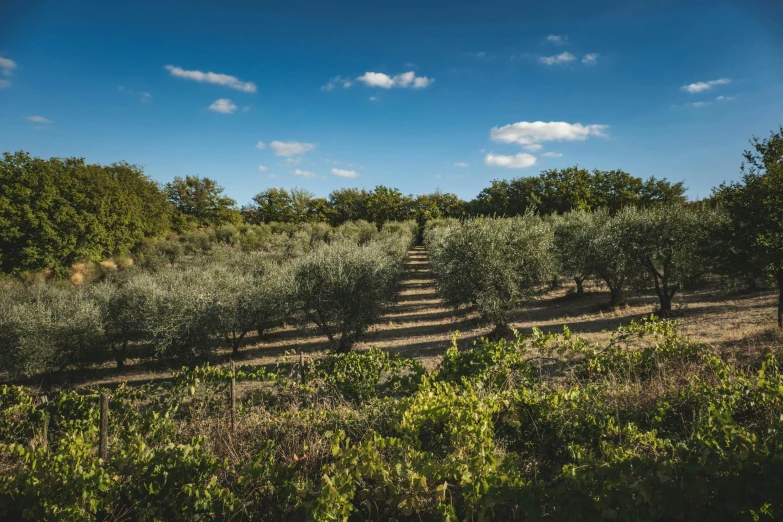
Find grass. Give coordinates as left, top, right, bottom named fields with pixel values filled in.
left=36, top=245, right=783, bottom=390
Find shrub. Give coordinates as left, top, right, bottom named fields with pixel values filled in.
left=552, top=209, right=601, bottom=295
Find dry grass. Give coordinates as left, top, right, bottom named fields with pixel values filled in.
left=53, top=246, right=782, bottom=389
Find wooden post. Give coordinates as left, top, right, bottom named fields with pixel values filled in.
left=230, top=360, right=236, bottom=436
left=299, top=351, right=305, bottom=384
left=40, top=395, right=49, bottom=449
left=99, top=393, right=109, bottom=462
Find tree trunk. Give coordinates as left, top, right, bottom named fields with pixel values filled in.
left=746, top=276, right=758, bottom=292
left=115, top=341, right=127, bottom=370
left=777, top=270, right=783, bottom=329
left=574, top=277, right=584, bottom=296
left=609, top=287, right=625, bottom=307
left=658, top=294, right=673, bottom=316
left=549, top=276, right=559, bottom=290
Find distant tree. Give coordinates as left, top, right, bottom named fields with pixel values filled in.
left=246, top=187, right=324, bottom=224
left=366, top=186, right=413, bottom=226
left=469, top=167, right=687, bottom=217
left=327, top=188, right=371, bottom=226
left=165, top=175, right=239, bottom=229
left=713, top=126, right=783, bottom=327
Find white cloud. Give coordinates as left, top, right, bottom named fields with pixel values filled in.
left=331, top=168, right=359, bottom=178
left=257, top=165, right=268, bottom=172
left=356, top=71, right=433, bottom=89
left=270, top=140, right=316, bottom=157
left=0, top=56, right=17, bottom=76
left=322, top=75, right=353, bottom=91
left=164, top=65, right=256, bottom=93
left=542, top=152, right=563, bottom=158
left=546, top=35, right=567, bottom=45
left=716, top=95, right=736, bottom=102
left=255, top=141, right=266, bottom=149
left=285, top=157, right=303, bottom=165
left=485, top=153, right=537, bottom=168
left=680, top=78, right=731, bottom=94
left=522, top=144, right=542, bottom=151
left=539, top=52, right=576, bottom=65
left=491, top=121, right=607, bottom=146
left=582, top=53, right=599, bottom=65
left=0, top=79, right=10, bottom=89
left=689, top=101, right=709, bottom=108
left=453, top=162, right=470, bottom=168
left=27, top=115, right=51, bottom=124
left=293, top=169, right=316, bottom=178
left=208, top=98, right=237, bottom=114
left=369, top=96, right=378, bottom=101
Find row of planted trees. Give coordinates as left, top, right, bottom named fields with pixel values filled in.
left=427, top=204, right=770, bottom=331
left=0, top=222, right=417, bottom=382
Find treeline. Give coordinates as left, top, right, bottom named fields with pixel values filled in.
left=1, top=148, right=688, bottom=276
left=0, top=222, right=416, bottom=382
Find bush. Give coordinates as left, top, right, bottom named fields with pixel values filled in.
left=552, top=209, right=600, bottom=295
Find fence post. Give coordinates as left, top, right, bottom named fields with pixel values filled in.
left=99, top=393, right=109, bottom=462
left=40, top=395, right=49, bottom=449
left=230, top=360, right=236, bottom=436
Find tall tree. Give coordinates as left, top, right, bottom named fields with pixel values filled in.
left=714, top=126, right=783, bottom=327
left=165, top=175, right=239, bottom=229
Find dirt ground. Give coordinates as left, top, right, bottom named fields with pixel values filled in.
left=51, top=246, right=782, bottom=389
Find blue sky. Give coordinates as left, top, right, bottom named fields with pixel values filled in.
left=1, top=0, right=782, bottom=205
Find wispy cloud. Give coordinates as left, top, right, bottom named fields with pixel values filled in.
left=331, top=168, right=359, bottom=178
left=485, top=153, right=537, bottom=168
left=270, top=140, right=316, bottom=157
left=491, top=121, right=607, bottom=146
left=27, top=115, right=52, bottom=124
left=541, top=152, right=563, bottom=158
left=453, top=162, right=470, bottom=168
left=164, top=65, right=256, bottom=93
left=356, top=71, right=433, bottom=89
left=539, top=52, right=576, bottom=65
left=257, top=165, right=268, bottom=172
left=0, top=56, right=17, bottom=76
left=255, top=141, right=266, bottom=149
left=369, top=96, right=378, bottom=101
left=582, top=53, right=599, bottom=65
left=208, top=98, right=237, bottom=114
left=118, top=86, right=152, bottom=102
left=545, top=35, right=567, bottom=45
left=716, top=95, right=736, bottom=102
left=292, top=169, right=316, bottom=178
left=321, top=75, right=353, bottom=91
left=680, top=78, right=730, bottom=94
left=0, top=79, right=10, bottom=89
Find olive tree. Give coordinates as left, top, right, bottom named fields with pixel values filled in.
left=144, top=267, right=221, bottom=360
left=91, top=274, right=155, bottom=369
left=0, top=285, right=104, bottom=381
left=294, top=239, right=402, bottom=353
left=552, top=210, right=600, bottom=295
left=210, top=261, right=295, bottom=355
left=620, top=205, right=716, bottom=315
left=587, top=208, right=642, bottom=307
left=427, top=214, right=556, bottom=329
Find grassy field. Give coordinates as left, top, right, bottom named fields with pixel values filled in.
left=41, top=245, right=781, bottom=390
